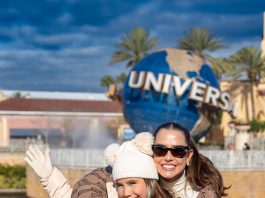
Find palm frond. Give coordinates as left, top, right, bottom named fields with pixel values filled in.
left=228, top=47, right=265, bottom=82
left=207, top=56, right=232, bottom=79
left=109, top=51, right=132, bottom=65
left=101, top=75, right=115, bottom=87
left=110, top=27, right=157, bottom=67
left=178, top=28, right=227, bottom=59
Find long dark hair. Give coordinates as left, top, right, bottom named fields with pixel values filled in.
left=154, top=122, right=230, bottom=197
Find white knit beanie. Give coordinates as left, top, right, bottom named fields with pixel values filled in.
left=105, top=132, right=158, bottom=181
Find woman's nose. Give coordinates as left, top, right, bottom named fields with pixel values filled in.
left=164, top=150, right=174, bottom=161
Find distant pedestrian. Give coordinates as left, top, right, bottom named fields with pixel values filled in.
left=243, top=142, right=250, bottom=150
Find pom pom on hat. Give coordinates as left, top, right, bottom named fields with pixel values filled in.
left=134, top=132, right=154, bottom=156
left=105, top=132, right=158, bottom=181
left=104, top=143, right=120, bottom=167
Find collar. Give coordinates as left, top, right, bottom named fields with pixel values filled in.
left=160, top=172, right=199, bottom=198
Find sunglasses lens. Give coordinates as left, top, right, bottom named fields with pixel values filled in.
left=152, top=145, right=167, bottom=156
left=152, top=145, right=189, bottom=158
left=171, top=147, right=187, bottom=158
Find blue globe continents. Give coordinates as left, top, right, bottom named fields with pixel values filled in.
left=122, top=48, right=220, bottom=141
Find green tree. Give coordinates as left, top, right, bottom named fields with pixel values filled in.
left=228, top=46, right=265, bottom=121
left=178, top=28, right=226, bottom=58
left=115, top=73, right=127, bottom=84
left=207, top=56, right=232, bottom=80
left=100, top=73, right=127, bottom=101
left=110, top=27, right=157, bottom=67
left=178, top=28, right=229, bottom=79
left=11, top=92, right=29, bottom=98
left=103, top=28, right=157, bottom=101
left=100, top=73, right=126, bottom=89
left=100, top=75, right=115, bottom=88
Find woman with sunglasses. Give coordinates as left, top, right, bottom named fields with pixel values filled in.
left=152, top=122, right=230, bottom=197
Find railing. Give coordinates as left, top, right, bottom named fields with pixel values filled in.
left=0, top=139, right=44, bottom=152
left=200, top=150, right=265, bottom=170
left=1, top=140, right=264, bottom=170
left=48, top=149, right=265, bottom=170
left=50, top=149, right=107, bottom=168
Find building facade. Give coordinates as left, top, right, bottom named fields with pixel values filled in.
left=0, top=93, right=125, bottom=148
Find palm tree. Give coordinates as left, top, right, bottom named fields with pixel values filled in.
left=178, top=28, right=226, bottom=58
left=100, top=75, right=115, bottom=88
left=228, top=46, right=265, bottom=121
left=115, top=73, right=127, bottom=84
left=105, top=28, right=157, bottom=101
left=224, top=81, right=252, bottom=122
left=178, top=28, right=229, bottom=79
left=100, top=73, right=127, bottom=101
left=207, top=57, right=232, bottom=80
left=11, top=92, right=29, bottom=98
left=110, top=27, right=157, bottom=67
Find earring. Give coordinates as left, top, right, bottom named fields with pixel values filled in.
left=187, top=162, right=190, bottom=166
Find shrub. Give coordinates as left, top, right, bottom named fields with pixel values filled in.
left=250, top=120, right=265, bottom=133
left=0, top=165, right=26, bottom=189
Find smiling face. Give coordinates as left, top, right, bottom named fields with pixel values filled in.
left=153, top=128, right=193, bottom=182
left=115, top=177, right=147, bottom=198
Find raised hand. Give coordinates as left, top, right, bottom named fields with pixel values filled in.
left=25, top=144, right=53, bottom=179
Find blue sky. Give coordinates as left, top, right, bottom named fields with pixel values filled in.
left=0, top=0, right=264, bottom=93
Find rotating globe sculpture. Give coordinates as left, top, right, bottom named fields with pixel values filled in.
left=123, top=48, right=224, bottom=141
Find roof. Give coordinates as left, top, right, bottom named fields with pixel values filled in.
left=0, top=98, right=122, bottom=114
left=1, top=90, right=110, bottom=101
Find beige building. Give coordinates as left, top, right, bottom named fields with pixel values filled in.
left=220, top=81, right=265, bottom=135
left=219, top=12, right=265, bottom=149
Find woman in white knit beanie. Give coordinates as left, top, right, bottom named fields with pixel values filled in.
left=105, top=132, right=172, bottom=198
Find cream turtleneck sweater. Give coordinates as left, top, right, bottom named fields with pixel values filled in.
left=161, top=172, right=199, bottom=198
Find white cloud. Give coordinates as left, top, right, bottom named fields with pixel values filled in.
left=0, top=0, right=263, bottom=92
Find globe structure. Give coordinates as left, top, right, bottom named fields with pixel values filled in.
left=123, top=48, right=219, bottom=141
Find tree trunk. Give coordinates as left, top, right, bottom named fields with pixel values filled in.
left=250, top=81, right=256, bottom=120
left=244, top=84, right=250, bottom=122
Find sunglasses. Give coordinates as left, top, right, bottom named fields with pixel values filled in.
left=152, top=144, right=191, bottom=158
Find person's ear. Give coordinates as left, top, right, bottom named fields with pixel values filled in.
left=187, top=149, right=193, bottom=163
